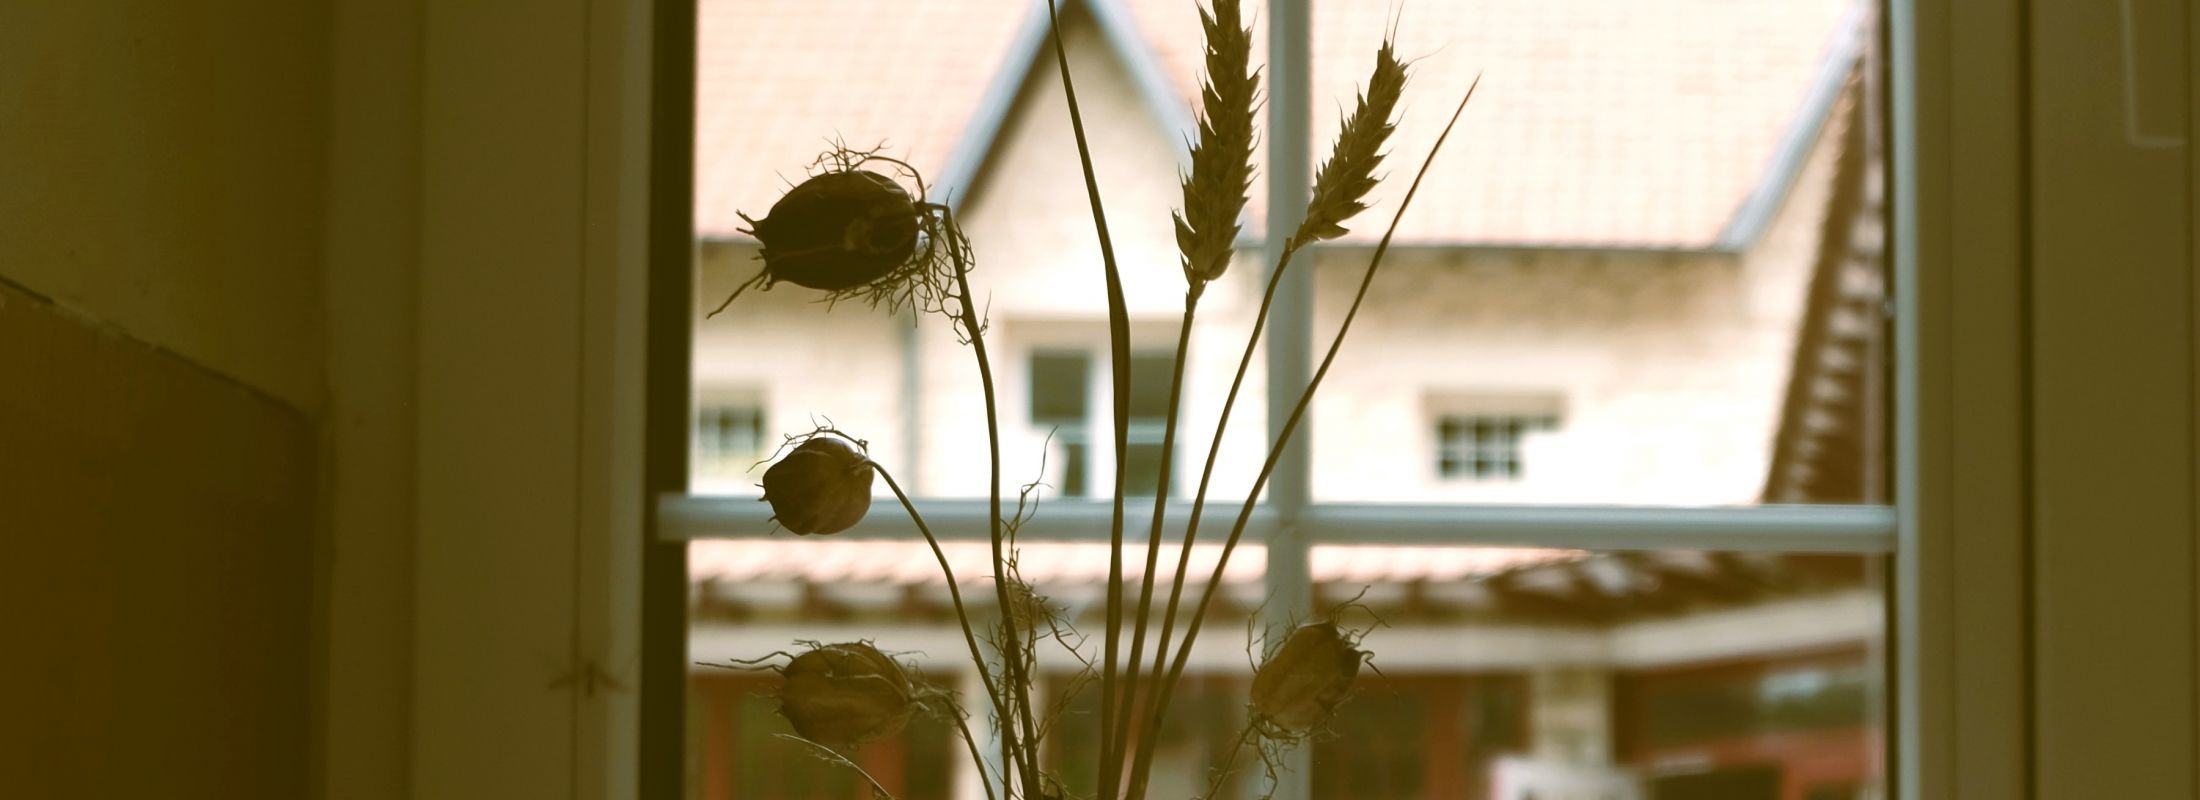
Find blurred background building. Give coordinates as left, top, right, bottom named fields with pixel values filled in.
left=687, top=0, right=1887, bottom=798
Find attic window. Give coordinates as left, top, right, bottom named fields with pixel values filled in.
left=1028, top=349, right=1178, bottom=497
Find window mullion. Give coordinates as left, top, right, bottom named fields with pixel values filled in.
left=658, top=494, right=1896, bottom=553
left=1260, top=1, right=1315, bottom=799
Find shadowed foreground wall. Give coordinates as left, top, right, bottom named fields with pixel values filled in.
left=0, top=0, right=331, bottom=795
left=0, top=281, right=316, bottom=797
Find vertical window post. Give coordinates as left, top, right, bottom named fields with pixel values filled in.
left=1262, top=0, right=1314, bottom=797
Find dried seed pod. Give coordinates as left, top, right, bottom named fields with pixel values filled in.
left=1250, top=622, right=1366, bottom=739
left=777, top=642, right=916, bottom=748
left=742, top=169, right=921, bottom=291
left=761, top=436, right=874, bottom=535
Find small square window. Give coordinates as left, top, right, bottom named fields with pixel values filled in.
left=695, top=400, right=766, bottom=479
left=1435, top=414, right=1558, bottom=482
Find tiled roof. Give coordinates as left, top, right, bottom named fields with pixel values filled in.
left=694, top=0, right=1031, bottom=238
left=698, top=0, right=1858, bottom=246
left=690, top=539, right=1577, bottom=586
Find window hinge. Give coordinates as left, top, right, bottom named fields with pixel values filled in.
left=548, top=658, right=633, bottom=697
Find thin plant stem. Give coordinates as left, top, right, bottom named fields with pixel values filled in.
left=1040, top=2, right=1135, bottom=795
left=1001, top=685, right=1031, bottom=799
left=919, top=197, right=1041, bottom=794
left=774, top=734, right=897, bottom=800
left=1109, top=290, right=1201, bottom=782
left=1154, top=248, right=1292, bottom=666
left=1123, top=241, right=1297, bottom=798
left=1134, top=78, right=1481, bottom=795
left=1198, top=721, right=1261, bottom=800
left=949, top=708, right=1003, bottom=800
left=873, top=462, right=1008, bottom=797
left=948, top=269, right=1043, bottom=795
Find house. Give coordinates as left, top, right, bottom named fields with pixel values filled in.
left=687, top=0, right=1887, bottom=798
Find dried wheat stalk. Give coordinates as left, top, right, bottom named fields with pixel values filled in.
left=1295, top=40, right=1409, bottom=245
left=1173, top=0, right=1259, bottom=289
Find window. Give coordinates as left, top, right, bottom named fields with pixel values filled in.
left=672, top=1, right=1895, bottom=799
left=1436, top=414, right=1559, bottom=481
left=1028, top=349, right=1180, bottom=498
left=1029, top=351, right=1092, bottom=495
left=693, top=396, right=765, bottom=485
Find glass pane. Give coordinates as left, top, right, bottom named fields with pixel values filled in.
left=695, top=0, right=1275, bottom=501
left=1306, top=1, right=1889, bottom=505
left=1127, top=351, right=1180, bottom=420
left=1121, top=441, right=1173, bottom=497
left=691, top=669, right=961, bottom=798
left=687, top=541, right=1884, bottom=799
left=1029, top=352, right=1090, bottom=423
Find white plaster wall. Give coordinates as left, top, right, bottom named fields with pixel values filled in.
left=1307, top=108, right=1841, bottom=505
left=1529, top=666, right=1616, bottom=764
left=941, top=18, right=1277, bottom=502
left=695, top=242, right=908, bottom=493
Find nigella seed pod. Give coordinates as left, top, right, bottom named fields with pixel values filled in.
left=760, top=436, right=874, bottom=535
left=777, top=642, right=916, bottom=748
left=744, top=170, right=921, bottom=291
left=1250, top=622, right=1367, bottom=739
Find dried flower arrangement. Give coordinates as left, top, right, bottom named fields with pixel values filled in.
left=706, top=2, right=1475, bottom=797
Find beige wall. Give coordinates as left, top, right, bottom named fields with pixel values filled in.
left=0, top=0, right=331, bottom=412
left=1307, top=103, right=1841, bottom=505
left=0, top=1, right=432, bottom=793
left=949, top=16, right=1275, bottom=501
left=0, top=279, right=319, bottom=799
left=321, top=0, right=423, bottom=797
left=0, top=2, right=335, bottom=797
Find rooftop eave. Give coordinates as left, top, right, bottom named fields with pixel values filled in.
left=1711, top=0, right=1869, bottom=251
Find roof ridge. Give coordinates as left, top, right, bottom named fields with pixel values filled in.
left=1711, top=0, right=1870, bottom=251
left=933, top=0, right=1200, bottom=211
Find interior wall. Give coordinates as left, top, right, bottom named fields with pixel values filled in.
left=321, top=0, right=424, bottom=797
left=0, top=1, right=333, bottom=797
left=0, top=281, right=319, bottom=797
left=0, top=0, right=331, bottom=412
left=2025, top=0, right=2195, bottom=795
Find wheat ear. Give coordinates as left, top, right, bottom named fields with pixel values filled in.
left=1294, top=38, right=1408, bottom=245
left=1173, top=0, right=1260, bottom=288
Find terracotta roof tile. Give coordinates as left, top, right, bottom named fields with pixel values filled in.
left=695, top=0, right=1031, bottom=238
left=699, top=0, right=1856, bottom=247
left=1118, top=0, right=1858, bottom=246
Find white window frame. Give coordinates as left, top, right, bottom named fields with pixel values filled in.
left=649, top=3, right=1904, bottom=800
left=390, top=0, right=2196, bottom=797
